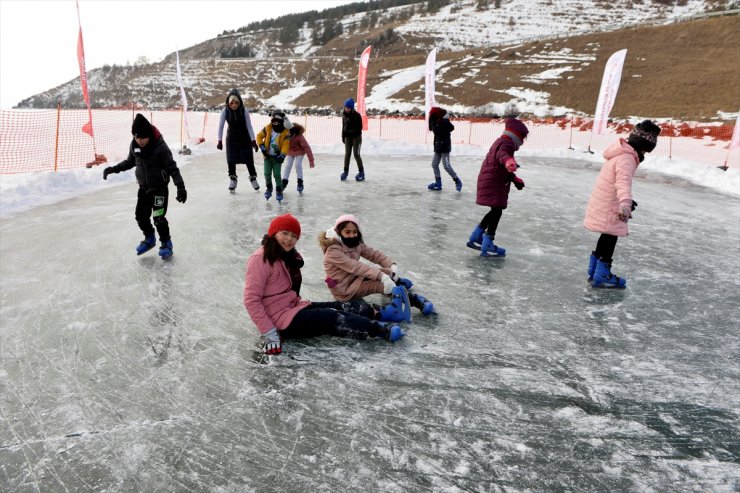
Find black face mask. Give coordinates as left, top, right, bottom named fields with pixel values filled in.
left=272, top=121, right=284, bottom=132
left=341, top=235, right=361, bottom=248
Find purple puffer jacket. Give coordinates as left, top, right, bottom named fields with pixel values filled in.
left=476, top=136, right=518, bottom=208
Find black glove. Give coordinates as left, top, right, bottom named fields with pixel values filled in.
left=103, top=167, right=114, bottom=180
left=276, top=154, right=286, bottom=163
left=176, top=187, right=187, bottom=203
left=216, top=140, right=223, bottom=151
left=512, top=175, right=525, bottom=190
left=631, top=200, right=638, bottom=212
left=252, top=140, right=259, bottom=152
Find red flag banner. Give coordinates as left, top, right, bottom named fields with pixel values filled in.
left=356, top=46, right=372, bottom=131
left=76, top=0, right=93, bottom=137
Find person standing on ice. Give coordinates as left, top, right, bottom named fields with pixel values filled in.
left=256, top=112, right=291, bottom=202
left=427, top=106, right=462, bottom=192
left=102, top=113, right=187, bottom=260
left=216, top=88, right=259, bottom=193
left=467, top=117, right=528, bottom=257
left=318, top=214, right=436, bottom=319
left=281, top=123, right=315, bottom=194
left=584, top=120, right=661, bottom=288
left=244, top=213, right=405, bottom=355
left=340, top=98, right=365, bottom=181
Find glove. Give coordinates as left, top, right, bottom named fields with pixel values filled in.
left=176, top=187, right=187, bottom=204
left=263, top=327, right=282, bottom=355
left=504, top=158, right=519, bottom=173
left=309, top=161, right=315, bottom=169
left=380, top=274, right=396, bottom=295
left=512, top=175, right=525, bottom=190
left=390, top=264, right=400, bottom=282
left=103, top=167, right=113, bottom=180
left=617, top=206, right=632, bottom=222
left=252, top=140, right=259, bottom=152
left=631, top=200, right=638, bottom=212
left=276, top=154, right=286, bottom=163
left=259, top=144, right=267, bottom=156
left=216, top=140, right=223, bottom=151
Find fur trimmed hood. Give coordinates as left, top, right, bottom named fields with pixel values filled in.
left=318, top=228, right=342, bottom=253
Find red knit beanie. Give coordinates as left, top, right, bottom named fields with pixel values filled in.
left=504, top=118, right=529, bottom=140
left=268, top=214, right=301, bottom=238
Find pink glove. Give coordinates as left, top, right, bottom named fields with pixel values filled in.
left=618, top=206, right=632, bottom=222
left=504, top=158, right=518, bottom=173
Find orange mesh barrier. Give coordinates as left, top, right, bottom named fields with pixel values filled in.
left=0, top=108, right=737, bottom=174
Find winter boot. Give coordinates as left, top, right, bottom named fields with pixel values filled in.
left=454, top=177, right=463, bottom=192
left=276, top=187, right=284, bottom=203
left=264, top=184, right=273, bottom=201
left=228, top=175, right=238, bottom=192
left=379, top=286, right=412, bottom=322
left=588, top=251, right=598, bottom=281
left=592, top=258, right=626, bottom=289
left=340, top=171, right=348, bottom=181
left=297, top=178, right=304, bottom=193
left=158, top=239, right=173, bottom=259
left=379, top=322, right=405, bottom=342
left=249, top=176, right=260, bottom=190
left=282, top=178, right=289, bottom=190
left=136, top=233, right=156, bottom=255
left=355, top=171, right=365, bottom=181
left=428, top=178, right=442, bottom=191
left=480, top=233, right=506, bottom=257
left=409, top=292, right=436, bottom=315
left=466, top=225, right=485, bottom=251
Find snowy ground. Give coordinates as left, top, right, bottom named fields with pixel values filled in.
left=1, top=150, right=739, bottom=492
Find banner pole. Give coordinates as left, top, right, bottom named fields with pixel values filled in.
left=54, top=103, right=61, bottom=172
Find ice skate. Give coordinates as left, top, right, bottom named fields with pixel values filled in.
left=378, top=322, right=405, bottom=342
left=281, top=178, right=289, bottom=190
left=379, top=286, right=412, bottom=322
left=480, top=233, right=505, bottom=257
left=249, top=176, right=260, bottom=191
left=587, top=251, right=598, bottom=282
left=591, top=258, right=626, bottom=289
left=136, top=234, right=156, bottom=255
left=355, top=171, right=365, bottom=181
left=467, top=225, right=485, bottom=251
left=276, top=188, right=284, bottom=203
left=158, top=239, right=173, bottom=259
left=409, top=292, right=436, bottom=315
left=297, top=178, right=304, bottom=194
left=228, top=175, right=237, bottom=193
left=428, top=178, right=442, bottom=191
left=264, top=185, right=273, bottom=201
left=395, top=277, right=414, bottom=290
left=454, top=177, right=463, bottom=192
left=340, top=171, right=348, bottom=181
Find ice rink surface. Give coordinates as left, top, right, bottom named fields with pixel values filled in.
left=1, top=152, right=738, bottom=492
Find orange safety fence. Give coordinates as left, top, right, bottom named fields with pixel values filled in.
left=0, top=108, right=737, bottom=174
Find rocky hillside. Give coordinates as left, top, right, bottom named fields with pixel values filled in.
left=16, top=0, right=739, bottom=121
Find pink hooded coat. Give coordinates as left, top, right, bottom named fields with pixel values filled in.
left=584, top=139, right=640, bottom=237
left=243, top=247, right=311, bottom=334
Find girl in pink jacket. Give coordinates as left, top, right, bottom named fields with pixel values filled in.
left=244, top=214, right=404, bottom=355
left=281, top=124, right=315, bottom=194
left=584, top=120, right=661, bottom=288
left=318, top=214, right=435, bottom=317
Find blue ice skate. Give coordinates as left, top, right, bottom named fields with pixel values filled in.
left=340, top=172, right=348, bottom=181
left=264, top=185, right=273, bottom=201
left=587, top=251, right=598, bottom=281
left=379, top=322, right=405, bottom=342
left=454, top=178, right=463, bottom=192
left=410, top=292, right=436, bottom=315
left=379, top=285, right=412, bottom=322
left=396, top=277, right=414, bottom=290
left=428, top=179, right=442, bottom=191
left=480, top=233, right=505, bottom=257
left=276, top=189, right=284, bottom=203
left=136, top=234, right=156, bottom=255
left=355, top=171, right=365, bottom=181
left=158, top=239, right=173, bottom=259
left=591, top=259, right=626, bottom=289
left=297, top=178, right=304, bottom=193
left=467, top=225, right=484, bottom=251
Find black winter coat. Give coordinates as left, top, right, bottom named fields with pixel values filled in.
left=341, top=109, right=363, bottom=140
left=430, top=117, right=454, bottom=153
left=111, top=128, right=185, bottom=192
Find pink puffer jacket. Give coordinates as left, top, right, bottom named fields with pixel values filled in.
left=584, top=139, right=639, bottom=237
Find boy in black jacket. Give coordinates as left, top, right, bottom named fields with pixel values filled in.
left=103, top=113, right=187, bottom=259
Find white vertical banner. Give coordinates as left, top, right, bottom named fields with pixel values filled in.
left=175, top=49, right=191, bottom=141
left=592, top=49, right=627, bottom=137
left=425, top=48, right=437, bottom=123
left=730, top=110, right=740, bottom=151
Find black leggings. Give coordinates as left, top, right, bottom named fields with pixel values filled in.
left=480, top=208, right=503, bottom=237
left=281, top=301, right=384, bottom=340
left=595, top=234, right=618, bottom=260
left=135, top=188, right=169, bottom=242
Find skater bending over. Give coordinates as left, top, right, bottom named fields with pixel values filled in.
left=103, top=113, right=187, bottom=260
left=340, top=98, right=365, bottom=181
left=467, top=118, right=528, bottom=257
left=281, top=123, right=315, bottom=194
left=216, top=88, right=259, bottom=192
left=318, top=214, right=435, bottom=318
left=427, top=106, right=462, bottom=192
left=244, top=214, right=405, bottom=355
left=256, top=112, right=291, bottom=202
left=584, top=120, right=661, bottom=288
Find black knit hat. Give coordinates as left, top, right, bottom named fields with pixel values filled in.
left=627, top=120, right=661, bottom=153
left=132, top=113, right=154, bottom=138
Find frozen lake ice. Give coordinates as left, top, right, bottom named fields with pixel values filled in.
left=1, top=152, right=738, bottom=492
